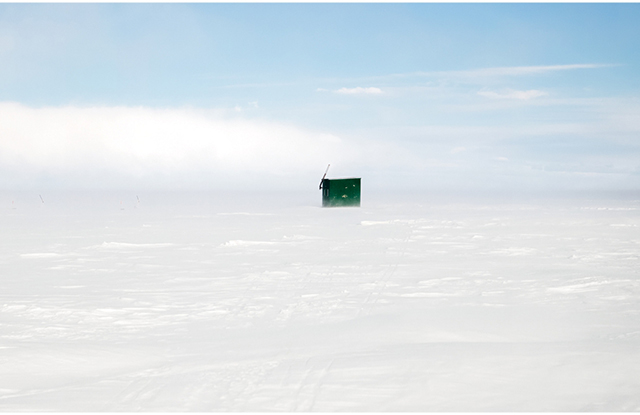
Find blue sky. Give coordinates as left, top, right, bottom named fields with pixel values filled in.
left=1, top=3, right=639, bottom=192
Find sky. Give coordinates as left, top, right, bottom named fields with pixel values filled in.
left=1, top=3, right=639, bottom=193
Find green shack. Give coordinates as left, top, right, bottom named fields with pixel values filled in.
left=320, top=177, right=361, bottom=207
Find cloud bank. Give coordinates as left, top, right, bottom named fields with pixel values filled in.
left=454, top=63, right=612, bottom=78
left=363, top=64, right=613, bottom=84
left=1, top=94, right=638, bottom=193
left=0, top=103, right=364, bottom=190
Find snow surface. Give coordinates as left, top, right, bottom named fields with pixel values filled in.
left=1, top=191, right=640, bottom=411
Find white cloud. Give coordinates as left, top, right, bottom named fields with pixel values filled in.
left=478, top=89, right=548, bottom=100
left=0, top=103, right=354, bottom=189
left=335, top=87, right=383, bottom=95
left=0, top=102, right=415, bottom=190
left=453, top=63, right=611, bottom=78
left=356, top=64, right=613, bottom=84
left=2, top=94, right=637, bottom=192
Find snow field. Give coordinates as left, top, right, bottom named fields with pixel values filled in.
left=1, top=191, right=640, bottom=410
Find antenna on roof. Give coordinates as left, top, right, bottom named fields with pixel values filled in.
left=319, top=164, right=330, bottom=190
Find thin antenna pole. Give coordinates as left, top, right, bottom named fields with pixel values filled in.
left=319, top=164, right=330, bottom=190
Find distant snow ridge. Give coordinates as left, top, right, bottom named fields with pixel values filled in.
left=361, top=219, right=464, bottom=228
left=223, top=240, right=276, bottom=247
left=99, top=242, right=175, bottom=249
left=361, top=219, right=423, bottom=226
left=20, top=253, right=62, bottom=258
left=217, top=212, right=274, bottom=216
left=548, top=281, right=611, bottom=293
